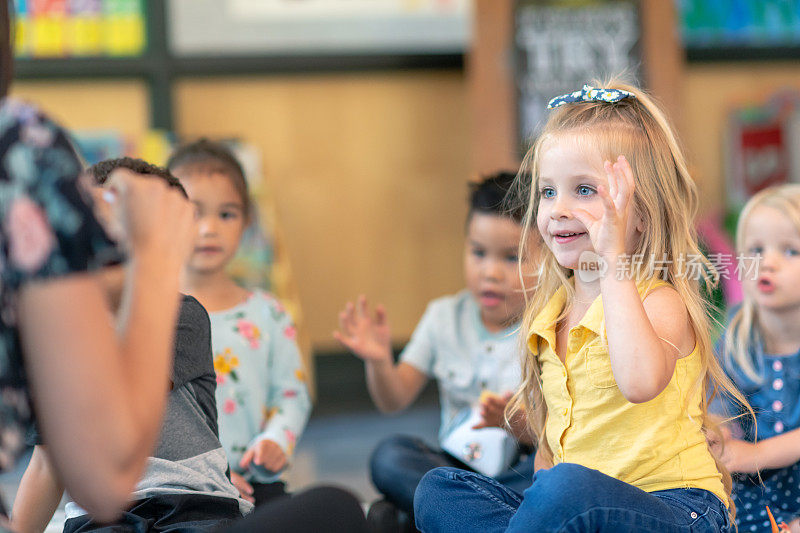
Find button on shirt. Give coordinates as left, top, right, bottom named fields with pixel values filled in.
left=400, top=291, right=523, bottom=443
left=715, top=333, right=800, bottom=442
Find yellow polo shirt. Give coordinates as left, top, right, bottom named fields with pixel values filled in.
left=529, top=279, right=727, bottom=505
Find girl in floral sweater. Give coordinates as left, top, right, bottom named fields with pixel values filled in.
left=169, top=139, right=311, bottom=506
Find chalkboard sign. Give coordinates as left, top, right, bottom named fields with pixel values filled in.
left=514, top=1, right=643, bottom=146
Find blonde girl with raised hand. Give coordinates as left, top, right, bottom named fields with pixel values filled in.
left=711, top=185, right=800, bottom=533
left=413, top=81, right=748, bottom=533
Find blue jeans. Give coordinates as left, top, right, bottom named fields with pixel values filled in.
left=371, top=434, right=534, bottom=513
left=414, top=463, right=731, bottom=533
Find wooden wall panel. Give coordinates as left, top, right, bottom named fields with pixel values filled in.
left=12, top=80, right=150, bottom=140
left=174, top=72, right=471, bottom=351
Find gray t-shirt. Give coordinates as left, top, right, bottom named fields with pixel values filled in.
left=400, top=291, right=524, bottom=442
left=36, top=295, right=254, bottom=519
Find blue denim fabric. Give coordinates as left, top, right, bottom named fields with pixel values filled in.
left=370, top=434, right=534, bottom=513
left=414, top=463, right=731, bottom=533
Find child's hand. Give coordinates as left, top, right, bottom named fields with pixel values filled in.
left=230, top=471, right=255, bottom=504
left=719, top=438, right=761, bottom=474
left=571, top=155, right=635, bottom=263
left=333, top=295, right=393, bottom=364
left=240, top=439, right=288, bottom=474
left=473, top=391, right=513, bottom=429
left=705, top=418, right=733, bottom=454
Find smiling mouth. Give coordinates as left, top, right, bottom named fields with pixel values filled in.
left=553, top=232, right=586, bottom=243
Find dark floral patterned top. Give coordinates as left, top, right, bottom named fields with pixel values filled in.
left=0, top=99, right=119, bottom=471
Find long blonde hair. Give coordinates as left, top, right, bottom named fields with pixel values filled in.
left=724, top=184, right=800, bottom=383
left=506, top=79, right=751, bottom=516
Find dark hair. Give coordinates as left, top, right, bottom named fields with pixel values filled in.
left=166, top=139, right=250, bottom=218
left=468, top=170, right=527, bottom=224
left=88, top=157, right=187, bottom=198
left=1, top=2, right=14, bottom=98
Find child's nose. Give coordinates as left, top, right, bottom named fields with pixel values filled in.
left=550, top=195, right=572, bottom=220
left=759, top=252, right=778, bottom=272
left=198, top=217, right=218, bottom=236
left=483, top=258, right=503, bottom=281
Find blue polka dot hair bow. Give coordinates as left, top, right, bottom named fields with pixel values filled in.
left=547, top=84, right=635, bottom=109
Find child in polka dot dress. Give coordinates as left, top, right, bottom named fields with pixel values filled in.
left=712, top=185, right=800, bottom=533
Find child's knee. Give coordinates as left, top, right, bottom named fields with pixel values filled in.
left=529, top=463, right=600, bottom=505
left=369, top=435, right=419, bottom=483
left=413, top=468, right=460, bottom=518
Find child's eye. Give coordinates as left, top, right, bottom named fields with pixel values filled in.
left=472, top=248, right=486, bottom=258
left=505, top=254, right=519, bottom=263
left=220, top=211, right=239, bottom=220
left=540, top=187, right=556, bottom=199
left=577, top=185, right=595, bottom=196
left=786, top=248, right=799, bottom=257
left=748, top=246, right=763, bottom=255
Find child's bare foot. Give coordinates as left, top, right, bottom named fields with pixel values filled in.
left=787, top=517, right=800, bottom=533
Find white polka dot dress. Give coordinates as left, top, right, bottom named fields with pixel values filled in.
left=719, top=349, right=800, bottom=530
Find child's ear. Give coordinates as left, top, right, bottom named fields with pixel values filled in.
left=632, top=206, right=646, bottom=233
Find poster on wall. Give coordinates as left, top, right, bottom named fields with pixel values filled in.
left=725, top=91, right=800, bottom=209
left=514, top=0, right=642, bottom=146
left=169, top=0, right=470, bottom=56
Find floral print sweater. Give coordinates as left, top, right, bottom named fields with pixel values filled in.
left=209, top=290, right=311, bottom=483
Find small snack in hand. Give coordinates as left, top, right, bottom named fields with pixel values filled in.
left=479, top=390, right=501, bottom=405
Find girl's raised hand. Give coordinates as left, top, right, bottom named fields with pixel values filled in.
left=572, top=155, right=636, bottom=263
left=333, top=295, right=393, bottom=364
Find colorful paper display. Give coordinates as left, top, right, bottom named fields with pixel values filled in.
left=15, top=0, right=145, bottom=57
